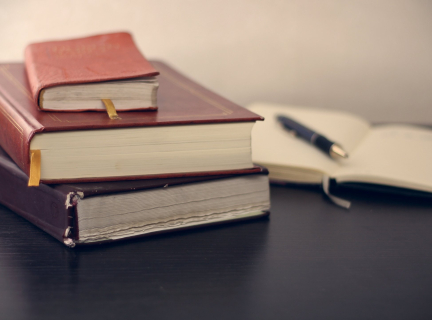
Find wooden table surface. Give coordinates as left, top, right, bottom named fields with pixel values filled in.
left=1, top=185, right=432, bottom=320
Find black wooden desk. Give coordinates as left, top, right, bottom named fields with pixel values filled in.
left=1, top=185, right=431, bottom=320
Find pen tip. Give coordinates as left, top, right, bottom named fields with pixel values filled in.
left=330, top=144, right=349, bottom=159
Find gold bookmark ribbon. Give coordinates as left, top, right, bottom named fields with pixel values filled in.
left=28, top=150, right=41, bottom=187
left=102, top=99, right=121, bottom=120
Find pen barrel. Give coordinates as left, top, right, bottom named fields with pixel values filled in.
left=277, top=116, right=316, bottom=140
left=313, top=135, right=334, bottom=154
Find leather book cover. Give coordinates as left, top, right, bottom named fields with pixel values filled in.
left=24, top=32, right=159, bottom=107
left=0, top=147, right=73, bottom=245
left=0, top=146, right=269, bottom=247
left=0, top=61, right=263, bottom=182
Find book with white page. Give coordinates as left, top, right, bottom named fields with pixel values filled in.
left=249, top=102, right=432, bottom=194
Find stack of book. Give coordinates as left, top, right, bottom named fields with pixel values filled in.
left=0, top=33, right=270, bottom=247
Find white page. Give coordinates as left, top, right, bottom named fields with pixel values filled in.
left=334, top=125, right=432, bottom=192
left=249, top=103, right=371, bottom=176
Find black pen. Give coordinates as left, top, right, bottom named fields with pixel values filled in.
left=277, top=115, right=349, bottom=159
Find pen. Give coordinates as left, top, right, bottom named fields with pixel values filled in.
left=277, top=115, right=349, bottom=159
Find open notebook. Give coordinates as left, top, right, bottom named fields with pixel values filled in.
left=249, top=102, right=432, bottom=195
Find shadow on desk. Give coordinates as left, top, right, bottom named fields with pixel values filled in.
left=273, top=181, right=432, bottom=208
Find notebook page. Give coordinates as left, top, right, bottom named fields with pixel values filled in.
left=249, top=103, right=371, bottom=177
left=334, top=125, right=432, bottom=192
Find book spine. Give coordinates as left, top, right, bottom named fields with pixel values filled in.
left=0, top=93, right=37, bottom=176
left=0, top=95, right=35, bottom=175
left=0, top=153, right=75, bottom=246
left=0, top=64, right=44, bottom=176
left=24, top=45, right=40, bottom=104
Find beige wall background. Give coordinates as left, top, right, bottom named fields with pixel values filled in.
left=1, top=0, right=431, bottom=123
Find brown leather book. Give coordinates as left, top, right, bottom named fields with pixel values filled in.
left=0, top=147, right=270, bottom=247
left=25, top=32, right=159, bottom=111
left=0, top=61, right=263, bottom=184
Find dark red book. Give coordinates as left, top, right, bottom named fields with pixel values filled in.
left=0, top=147, right=270, bottom=247
left=25, top=32, right=160, bottom=111
left=0, top=61, right=263, bottom=184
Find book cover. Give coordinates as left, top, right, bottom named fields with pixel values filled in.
left=0, top=147, right=270, bottom=247
left=24, top=32, right=159, bottom=108
left=0, top=61, right=263, bottom=183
